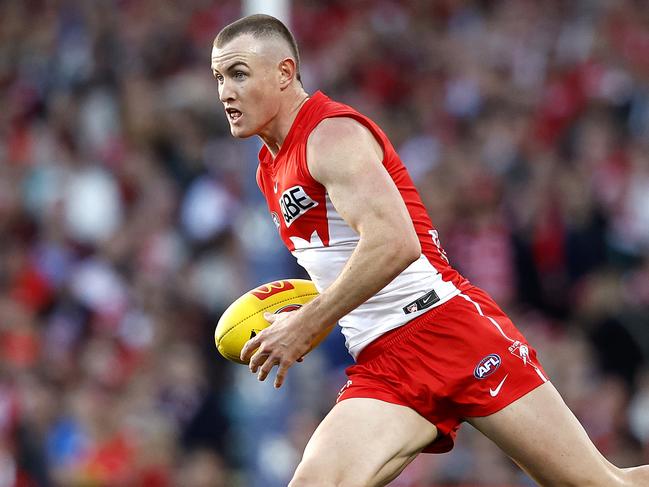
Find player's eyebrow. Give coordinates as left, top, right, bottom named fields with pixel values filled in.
left=212, top=61, right=250, bottom=75
left=225, top=61, right=249, bottom=72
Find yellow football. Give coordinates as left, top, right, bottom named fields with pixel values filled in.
left=215, top=279, right=321, bottom=364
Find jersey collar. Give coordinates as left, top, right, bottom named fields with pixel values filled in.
left=258, top=91, right=327, bottom=167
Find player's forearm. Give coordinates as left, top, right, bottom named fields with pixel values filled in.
left=297, top=232, right=421, bottom=337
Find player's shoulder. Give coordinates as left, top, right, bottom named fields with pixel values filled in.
left=307, top=116, right=375, bottom=153
left=306, top=116, right=383, bottom=184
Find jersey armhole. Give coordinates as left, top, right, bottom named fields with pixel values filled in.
left=255, top=165, right=264, bottom=192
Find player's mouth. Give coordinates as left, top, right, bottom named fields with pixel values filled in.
left=226, top=107, right=243, bottom=123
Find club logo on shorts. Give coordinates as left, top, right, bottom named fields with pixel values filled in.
left=474, top=354, right=501, bottom=379
left=509, top=340, right=529, bottom=366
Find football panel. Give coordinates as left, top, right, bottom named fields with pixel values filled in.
left=218, top=311, right=270, bottom=364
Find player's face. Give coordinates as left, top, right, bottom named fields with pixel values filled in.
left=211, top=35, right=281, bottom=138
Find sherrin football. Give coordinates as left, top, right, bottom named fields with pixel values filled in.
left=215, top=279, right=321, bottom=364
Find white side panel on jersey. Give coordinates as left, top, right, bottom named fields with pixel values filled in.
left=324, top=194, right=359, bottom=246
left=292, top=193, right=460, bottom=359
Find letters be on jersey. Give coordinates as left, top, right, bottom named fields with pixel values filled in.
left=279, top=185, right=318, bottom=227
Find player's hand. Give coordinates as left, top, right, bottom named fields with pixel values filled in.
left=240, top=311, right=314, bottom=388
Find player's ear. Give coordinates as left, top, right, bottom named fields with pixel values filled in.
left=278, top=58, right=297, bottom=89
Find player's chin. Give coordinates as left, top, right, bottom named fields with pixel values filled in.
left=229, top=124, right=255, bottom=139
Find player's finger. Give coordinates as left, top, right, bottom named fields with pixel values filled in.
left=240, top=334, right=262, bottom=363
left=248, top=346, right=267, bottom=373
left=263, top=312, right=276, bottom=323
left=274, top=361, right=291, bottom=389
left=257, top=356, right=279, bottom=381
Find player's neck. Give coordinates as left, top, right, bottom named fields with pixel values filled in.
left=259, top=88, right=310, bottom=158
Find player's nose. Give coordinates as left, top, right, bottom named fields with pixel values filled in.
left=219, top=80, right=236, bottom=103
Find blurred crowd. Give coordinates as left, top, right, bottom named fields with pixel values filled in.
left=1, top=0, right=648, bottom=486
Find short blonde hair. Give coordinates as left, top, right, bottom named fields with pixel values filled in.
left=214, top=14, right=301, bottom=82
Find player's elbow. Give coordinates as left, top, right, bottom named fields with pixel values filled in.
left=403, top=235, right=422, bottom=265
left=388, top=231, right=421, bottom=269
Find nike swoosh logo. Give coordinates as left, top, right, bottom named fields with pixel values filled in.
left=273, top=182, right=278, bottom=193
left=489, top=374, right=509, bottom=397
left=422, top=294, right=434, bottom=304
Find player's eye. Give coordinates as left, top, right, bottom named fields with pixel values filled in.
left=214, top=73, right=224, bottom=83
left=234, top=71, right=247, bottom=80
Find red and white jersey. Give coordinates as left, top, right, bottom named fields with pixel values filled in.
left=257, top=91, right=470, bottom=359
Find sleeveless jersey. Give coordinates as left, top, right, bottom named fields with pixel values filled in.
left=257, top=91, right=470, bottom=358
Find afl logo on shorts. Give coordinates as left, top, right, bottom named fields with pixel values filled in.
left=474, top=354, right=501, bottom=379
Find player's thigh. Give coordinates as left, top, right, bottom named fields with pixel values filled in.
left=467, top=382, right=624, bottom=487
left=289, top=398, right=437, bottom=487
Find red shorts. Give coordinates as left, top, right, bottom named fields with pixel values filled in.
left=336, top=286, right=548, bottom=453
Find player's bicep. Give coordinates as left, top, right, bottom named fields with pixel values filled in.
left=306, top=118, right=415, bottom=239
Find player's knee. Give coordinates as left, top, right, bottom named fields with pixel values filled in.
left=289, top=463, right=367, bottom=487
left=288, top=477, right=326, bottom=487
left=289, top=475, right=364, bottom=487
left=621, top=465, right=649, bottom=486
left=539, top=471, right=624, bottom=487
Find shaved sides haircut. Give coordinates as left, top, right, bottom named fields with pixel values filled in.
left=215, top=14, right=302, bottom=82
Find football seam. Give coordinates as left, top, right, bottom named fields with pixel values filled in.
left=218, top=292, right=320, bottom=343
